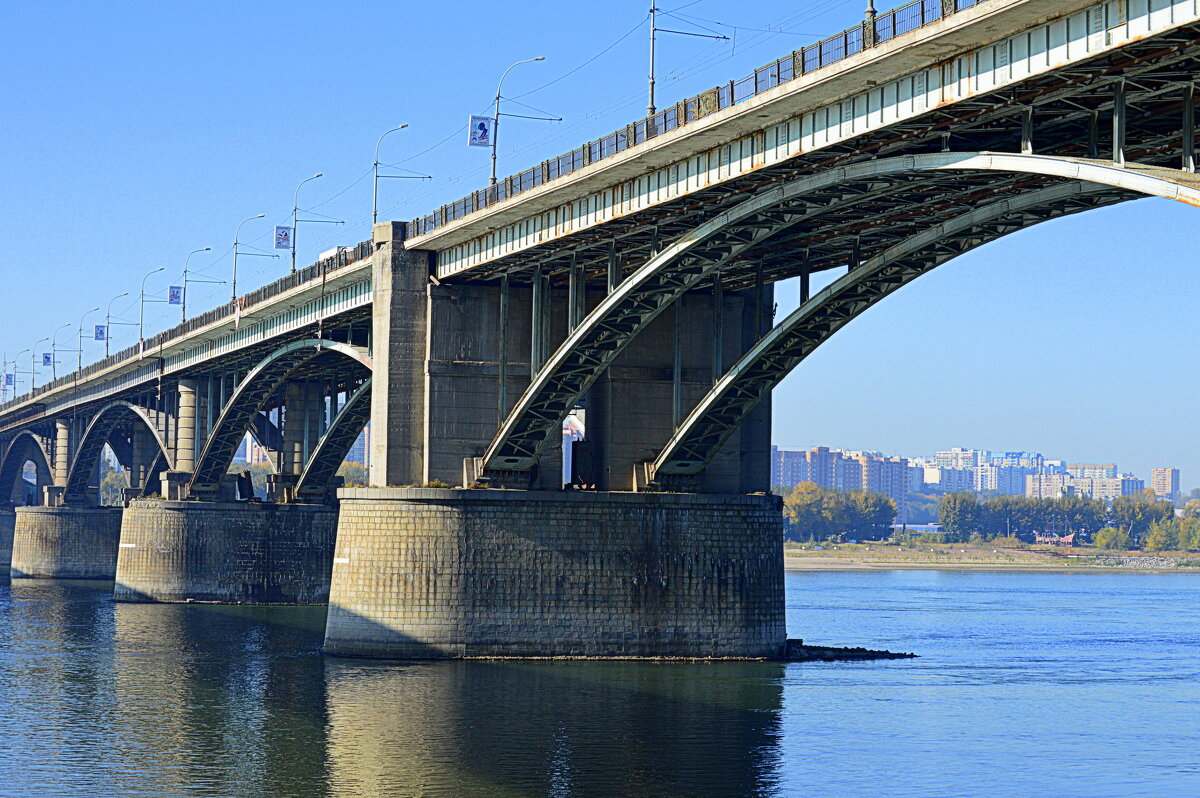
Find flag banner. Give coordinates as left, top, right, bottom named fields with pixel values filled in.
left=138, top=339, right=144, bottom=360
left=94, top=324, right=107, bottom=341
left=168, top=285, right=182, bottom=305
left=4, top=374, right=13, bottom=387
left=274, top=226, right=292, bottom=249
left=234, top=296, right=245, bottom=329
left=468, top=115, right=493, bottom=147
left=42, top=353, right=51, bottom=367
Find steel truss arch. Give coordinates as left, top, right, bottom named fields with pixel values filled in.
left=294, top=378, right=371, bottom=500
left=0, top=431, right=53, bottom=503
left=189, top=339, right=371, bottom=496
left=481, top=153, right=1200, bottom=476
left=65, top=401, right=173, bottom=503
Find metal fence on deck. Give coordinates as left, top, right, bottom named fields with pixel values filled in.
left=411, top=0, right=993, bottom=237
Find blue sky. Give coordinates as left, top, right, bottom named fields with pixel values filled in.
left=1, top=1, right=1195, bottom=487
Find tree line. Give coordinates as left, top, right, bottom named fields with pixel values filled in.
left=782, top=482, right=895, bottom=542
left=937, top=490, right=1186, bottom=548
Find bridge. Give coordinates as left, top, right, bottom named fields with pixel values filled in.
left=0, top=0, right=1196, bottom=658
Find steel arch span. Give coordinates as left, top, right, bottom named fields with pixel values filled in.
left=189, top=339, right=371, bottom=496
left=294, top=378, right=371, bottom=500
left=64, top=401, right=173, bottom=504
left=0, top=431, right=53, bottom=504
left=645, top=181, right=1119, bottom=485
left=481, top=153, right=1200, bottom=478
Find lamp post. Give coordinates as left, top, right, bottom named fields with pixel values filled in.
left=139, top=266, right=165, bottom=348
left=50, top=322, right=71, bottom=381
left=490, top=57, right=546, bottom=186
left=31, top=338, right=48, bottom=390
left=12, top=348, right=28, bottom=396
left=104, top=292, right=130, bottom=358
left=232, top=213, right=266, bottom=302
left=373, top=124, right=407, bottom=224
left=181, top=247, right=211, bottom=323
left=292, top=173, right=323, bottom=274
left=76, top=306, right=100, bottom=374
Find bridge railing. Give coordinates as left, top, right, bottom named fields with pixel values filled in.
left=411, top=0, right=993, bottom=237
left=0, top=239, right=375, bottom=416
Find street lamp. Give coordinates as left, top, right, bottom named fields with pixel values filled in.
left=373, top=124, right=407, bottom=224
left=104, top=292, right=130, bottom=358
left=12, top=348, right=28, bottom=396
left=30, top=338, right=48, bottom=390
left=50, top=322, right=71, bottom=381
left=231, top=213, right=266, bottom=303
left=139, top=266, right=165, bottom=348
left=181, top=247, right=214, bottom=323
left=76, top=306, right=100, bottom=374
left=292, top=173, right=322, bottom=274
left=490, top=57, right=546, bottom=187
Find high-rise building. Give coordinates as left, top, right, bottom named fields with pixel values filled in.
left=975, top=464, right=1037, bottom=496
left=923, top=466, right=974, bottom=492
left=1027, top=473, right=1142, bottom=500
left=935, top=448, right=989, bottom=470
left=993, top=451, right=1045, bottom=470
left=1026, top=473, right=1073, bottom=499
left=771, top=446, right=811, bottom=488
left=1150, top=467, right=1180, bottom=501
left=1066, top=463, right=1117, bottom=479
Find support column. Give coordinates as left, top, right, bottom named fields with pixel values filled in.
left=368, top=222, right=432, bottom=488
left=1112, top=79, right=1126, bottom=166
left=175, top=379, right=197, bottom=472
left=10, top=506, right=123, bottom=579
left=283, top=382, right=323, bottom=475
left=1020, top=106, right=1034, bottom=154
left=1184, top=84, right=1195, bottom=173
left=54, top=419, right=69, bottom=487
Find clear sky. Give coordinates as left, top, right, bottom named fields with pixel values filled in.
left=1, top=1, right=1195, bottom=487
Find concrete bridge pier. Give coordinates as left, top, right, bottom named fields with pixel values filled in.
left=323, top=488, right=786, bottom=659
left=9, top=505, right=124, bottom=579
left=113, top=499, right=337, bottom=604
left=0, top=504, right=14, bottom=573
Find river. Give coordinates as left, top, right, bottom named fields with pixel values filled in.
left=0, top=570, right=1196, bottom=797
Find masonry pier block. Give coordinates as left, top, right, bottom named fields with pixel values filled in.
left=323, top=488, right=786, bottom=659
left=0, top=505, right=14, bottom=573
left=113, top=499, right=338, bottom=604
left=10, top=506, right=123, bottom=579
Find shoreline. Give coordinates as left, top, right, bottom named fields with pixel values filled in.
left=784, top=556, right=1200, bottom=574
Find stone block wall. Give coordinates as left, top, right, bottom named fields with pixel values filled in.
left=0, top=506, right=13, bottom=572
left=324, top=488, right=785, bottom=659
left=114, top=499, right=338, bottom=604
left=10, top=506, right=123, bottom=579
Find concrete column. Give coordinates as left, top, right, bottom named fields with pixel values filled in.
left=54, top=419, right=70, bottom=487
left=283, top=382, right=324, bottom=475
left=368, top=222, right=432, bottom=487
left=585, top=285, right=772, bottom=493
left=129, top=425, right=152, bottom=490
left=176, top=379, right=198, bottom=472
left=10, top=505, right=123, bottom=579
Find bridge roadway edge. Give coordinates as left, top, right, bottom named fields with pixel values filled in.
left=113, top=499, right=338, bottom=604
left=323, top=487, right=786, bottom=660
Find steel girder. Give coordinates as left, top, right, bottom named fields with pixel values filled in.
left=64, top=401, right=173, bottom=504
left=189, top=339, right=371, bottom=496
left=294, top=378, right=371, bottom=500
left=0, top=431, right=52, bottom=502
left=646, top=181, right=1119, bottom=484
left=481, top=153, right=1200, bottom=477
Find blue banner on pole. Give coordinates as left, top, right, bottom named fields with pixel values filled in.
left=94, top=324, right=107, bottom=341
left=168, top=285, right=182, bottom=305
left=42, top=353, right=51, bottom=367
left=274, top=226, right=292, bottom=250
left=4, top=374, right=13, bottom=387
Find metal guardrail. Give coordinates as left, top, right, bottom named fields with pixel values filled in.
left=411, top=0, right=991, bottom=237
left=0, top=239, right=375, bottom=416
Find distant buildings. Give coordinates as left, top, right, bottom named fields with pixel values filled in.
left=1025, top=473, right=1143, bottom=500
left=1066, top=463, right=1117, bottom=479
left=771, top=445, right=911, bottom=521
left=1151, top=467, right=1180, bottom=501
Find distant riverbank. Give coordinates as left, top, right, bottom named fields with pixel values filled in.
left=784, top=543, right=1200, bottom=573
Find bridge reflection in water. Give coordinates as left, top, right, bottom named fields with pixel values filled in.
left=0, top=580, right=784, bottom=797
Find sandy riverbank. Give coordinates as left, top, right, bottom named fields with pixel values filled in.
left=783, top=544, right=1200, bottom=574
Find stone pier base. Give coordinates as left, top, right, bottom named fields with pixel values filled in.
left=10, top=506, right=124, bottom=579
left=323, top=488, right=786, bottom=659
left=114, top=499, right=338, bottom=604
left=0, top=506, right=14, bottom=573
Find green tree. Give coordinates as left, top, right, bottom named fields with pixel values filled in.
left=1144, top=519, right=1181, bottom=552
left=1109, top=494, right=1174, bottom=546
left=845, top=490, right=896, bottom=540
left=783, top=482, right=832, bottom=542
left=938, top=492, right=979, bottom=543
left=337, top=461, right=368, bottom=487
left=1180, top=518, right=1200, bottom=550
left=99, top=461, right=129, bottom=506
left=1093, top=526, right=1131, bottom=550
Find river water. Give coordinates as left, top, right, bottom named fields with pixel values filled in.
left=0, top=570, right=1196, bottom=797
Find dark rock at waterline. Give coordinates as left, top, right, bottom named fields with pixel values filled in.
left=785, top=638, right=917, bottom=662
